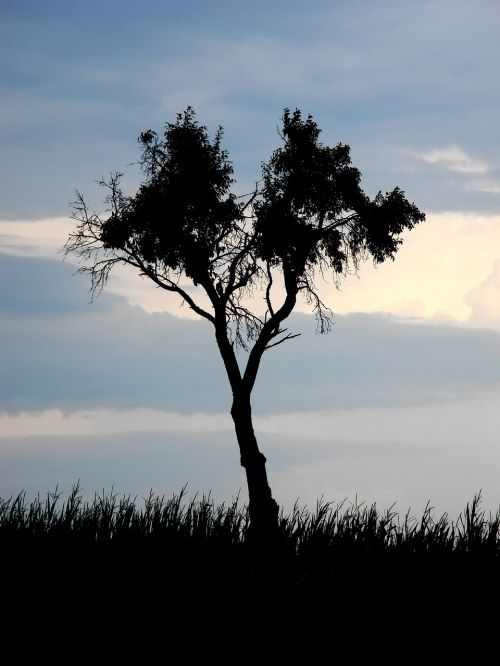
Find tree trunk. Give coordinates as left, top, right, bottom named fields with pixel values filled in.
left=230, top=392, right=279, bottom=539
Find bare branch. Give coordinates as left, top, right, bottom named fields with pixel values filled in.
left=239, top=181, right=261, bottom=214
left=265, top=330, right=301, bottom=350
left=299, top=273, right=334, bottom=334
left=265, top=261, right=275, bottom=319
left=125, top=247, right=216, bottom=324
left=64, top=189, right=216, bottom=323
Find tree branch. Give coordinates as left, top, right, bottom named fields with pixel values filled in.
left=265, top=329, right=301, bottom=350
left=265, top=261, right=275, bottom=319
left=242, top=265, right=298, bottom=394
left=127, top=249, right=216, bottom=324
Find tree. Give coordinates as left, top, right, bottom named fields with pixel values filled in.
left=65, top=107, right=425, bottom=538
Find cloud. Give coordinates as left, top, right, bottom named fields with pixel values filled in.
left=0, top=251, right=107, bottom=316
left=6, top=211, right=500, bottom=328
left=466, top=179, right=500, bottom=195
left=0, top=217, right=71, bottom=259
left=2, top=254, right=500, bottom=415
left=412, top=146, right=489, bottom=174
left=0, top=408, right=232, bottom=439
left=465, top=259, right=500, bottom=327
left=2, top=1, right=500, bottom=217
left=314, top=211, right=500, bottom=327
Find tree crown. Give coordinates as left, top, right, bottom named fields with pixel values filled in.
left=65, top=107, right=424, bottom=348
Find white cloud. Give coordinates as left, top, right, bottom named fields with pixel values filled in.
left=0, top=217, right=213, bottom=318
left=0, top=408, right=232, bottom=439
left=0, top=217, right=71, bottom=259
left=4, top=398, right=498, bottom=444
left=466, top=179, right=500, bottom=194
left=465, top=259, right=500, bottom=327
left=412, top=145, right=488, bottom=174
left=317, top=211, right=500, bottom=328
left=95, top=210, right=500, bottom=329
left=4, top=211, right=500, bottom=328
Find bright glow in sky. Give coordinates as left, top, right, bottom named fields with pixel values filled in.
left=3, top=211, right=500, bottom=328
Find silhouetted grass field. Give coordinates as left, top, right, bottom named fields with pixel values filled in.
left=2, top=483, right=499, bottom=625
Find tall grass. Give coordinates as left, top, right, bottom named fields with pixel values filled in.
left=0, top=483, right=246, bottom=546
left=3, top=483, right=498, bottom=550
left=2, top=484, right=499, bottom=612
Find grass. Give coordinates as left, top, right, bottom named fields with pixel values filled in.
left=2, top=483, right=498, bottom=554
left=2, top=483, right=499, bottom=625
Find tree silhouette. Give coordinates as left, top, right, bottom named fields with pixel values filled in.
left=65, top=108, right=425, bottom=537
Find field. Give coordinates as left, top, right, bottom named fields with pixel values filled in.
left=3, top=484, right=499, bottom=620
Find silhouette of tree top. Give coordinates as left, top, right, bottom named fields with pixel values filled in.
left=65, top=107, right=425, bottom=537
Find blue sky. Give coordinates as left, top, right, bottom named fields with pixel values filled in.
left=1, top=0, right=500, bottom=517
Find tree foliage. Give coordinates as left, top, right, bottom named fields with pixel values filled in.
left=66, top=107, right=424, bottom=350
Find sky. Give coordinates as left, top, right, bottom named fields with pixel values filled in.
left=1, top=0, right=500, bottom=519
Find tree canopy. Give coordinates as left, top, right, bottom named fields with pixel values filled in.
left=67, top=107, right=424, bottom=345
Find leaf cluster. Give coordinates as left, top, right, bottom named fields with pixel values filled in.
left=65, top=107, right=425, bottom=351
left=100, top=107, right=241, bottom=285
left=254, top=109, right=425, bottom=278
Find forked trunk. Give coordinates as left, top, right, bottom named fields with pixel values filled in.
left=213, top=319, right=280, bottom=539
left=230, top=393, right=279, bottom=538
